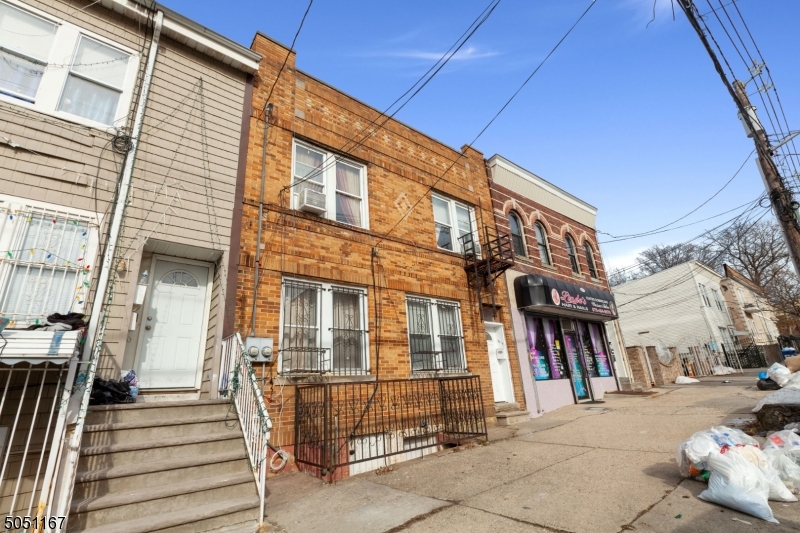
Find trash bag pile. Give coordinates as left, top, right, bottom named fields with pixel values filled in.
left=677, top=426, right=800, bottom=523
left=759, top=359, right=800, bottom=391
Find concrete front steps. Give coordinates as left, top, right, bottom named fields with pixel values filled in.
left=494, top=402, right=530, bottom=426
left=67, top=399, right=260, bottom=533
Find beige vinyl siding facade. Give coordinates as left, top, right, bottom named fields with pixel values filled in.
left=0, top=0, right=253, bottom=395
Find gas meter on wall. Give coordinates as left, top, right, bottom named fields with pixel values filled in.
left=244, top=337, right=273, bottom=363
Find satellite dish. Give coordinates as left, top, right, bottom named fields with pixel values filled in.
left=656, top=340, right=673, bottom=365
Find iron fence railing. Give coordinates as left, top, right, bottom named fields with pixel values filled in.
left=220, top=334, right=272, bottom=526
left=295, top=376, right=487, bottom=477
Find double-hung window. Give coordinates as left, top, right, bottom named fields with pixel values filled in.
left=0, top=0, right=136, bottom=127
left=699, top=284, right=711, bottom=307
left=279, top=278, right=368, bottom=375
left=0, top=197, right=99, bottom=327
left=292, top=140, right=368, bottom=228
left=584, top=243, right=598, bottom=279
left=565, top=235, right=580, bottom=274
left=406, top=296, right=465, bottom=373
left=432, top=194, right=475, bottom=253
left=0, top=1, right=55, bottom=101
left=711, top=289, right=724, bottom=311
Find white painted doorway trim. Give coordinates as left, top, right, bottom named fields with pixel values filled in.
left=485, top=321, right=515, bottom=404
left=134, top=254, right=214, bottom=390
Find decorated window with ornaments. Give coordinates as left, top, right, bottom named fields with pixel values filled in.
left=0, top=196, right=99, bottom=327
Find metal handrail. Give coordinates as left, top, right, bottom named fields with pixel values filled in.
left=223, top=333, right=272, bottom=525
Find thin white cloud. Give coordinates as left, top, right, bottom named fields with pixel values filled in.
left=372, top=46, right=499, bottom=62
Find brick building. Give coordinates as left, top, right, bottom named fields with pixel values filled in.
left=486, top=155, right=620, bottom=415
left=231, top=34, right=526, bottom=479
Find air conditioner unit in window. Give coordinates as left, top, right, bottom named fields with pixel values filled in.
left=299, top=188, right=326, bottom=214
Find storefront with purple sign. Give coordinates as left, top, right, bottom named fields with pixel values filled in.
left=513, top=274, right=619, bottom=413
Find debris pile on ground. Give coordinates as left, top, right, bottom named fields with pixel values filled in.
left=712, top=365, right=738, bottom=375
left=754, top=384, right=800, bottom=430
left=677, top=426, right=800, bottom=522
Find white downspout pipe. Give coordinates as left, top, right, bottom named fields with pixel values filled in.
left=54, top=11, right=163, bottom=526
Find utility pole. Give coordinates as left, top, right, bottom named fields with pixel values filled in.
left=677, top=0, right=800, bottom=275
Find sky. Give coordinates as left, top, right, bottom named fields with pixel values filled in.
left=161, top=0, right=800, bottom=271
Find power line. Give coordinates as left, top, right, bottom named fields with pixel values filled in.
left=599, top=195, right=760, bottom=244
left=374, top=0, right=598, bottom=249
left=599, top=149, right=754, bottom=241
left=262, top=0, right=315, bottom=111
left=285, top=0, right=503, bottom=194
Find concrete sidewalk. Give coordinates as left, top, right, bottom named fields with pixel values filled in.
left=261, top=373, right=800, bottom=532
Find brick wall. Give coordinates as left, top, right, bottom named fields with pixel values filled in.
left=645, top=346, right=682, bottom=386
left=625, top=346, right=652, bottom=390
left=490, top=181, right=608, bottom=289
left=237, top=34, right=526, bottom=474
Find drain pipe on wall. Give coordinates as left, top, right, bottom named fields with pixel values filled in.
left=251, top=103, right=273, bottom=337
left=54, top=11, right=164, bottom=522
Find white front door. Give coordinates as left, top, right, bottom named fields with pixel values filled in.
left=135, top=258, right=211, bottom=389
left=486, top=322, right=514, bottom=404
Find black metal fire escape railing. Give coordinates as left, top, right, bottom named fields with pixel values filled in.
left=460, top=226, right=515, bottom=321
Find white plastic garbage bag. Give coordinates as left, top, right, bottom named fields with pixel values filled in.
left=730, top=446, right=797, bottom=502
left=768, top=362, right=792, bottom=388
left=762, top=430, right=800, bottom=453
left=699, top=451, right=779, bottom=523
left=784, top=373, right=800, bottom=391
left=675, top=376, right=700, bottom=384
left=676, top=426, right=759, bottom=477
left=763, top=449, right=800, bottom=494
left=712, top=365, right=737, bottom=375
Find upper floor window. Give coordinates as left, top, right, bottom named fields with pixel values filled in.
left=0, top=196, right=99, bottom=327
left=565, top=235, right=580, bottom=274
left=584, top=242, right=598, bottom=279
left=699, top=284, right=711, bottom=307
left=0, top=1, right=136, bottom=128
left=432, top=194, right=475, bottom=253
left=508, top=211, right=526, bottom=257
left=406, top=296, right=465, bottom=373
left=292, top=141, right=368, bottom=228
left=279, top=278, right=368, bottom=375
left=711, top=289, right=724, bottom=311
left=534, top=222, right=551, bottom=266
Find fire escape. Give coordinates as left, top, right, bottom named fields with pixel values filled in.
left=459, top=226, right=515, bottom=321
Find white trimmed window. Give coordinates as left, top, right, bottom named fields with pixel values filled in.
left=406, top=296, right=465, bottom=373
left=279, top=278, right=369, bottom=375
left=0, top=0, right=137, bottom=128
left=0, top=196, right=99, bottom=327
left=699, top=284, right=711, bottom=307
left=431, top=193, right=476, bottom=253
left=292, top=140, right=369, bottom=228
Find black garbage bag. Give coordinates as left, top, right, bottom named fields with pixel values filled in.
left=89, top=377, right=135, bottom=405
left=757, top=378, right=781, bottom=391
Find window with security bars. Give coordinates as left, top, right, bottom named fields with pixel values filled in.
left=0, top=202, right=97, bottom=327
left=406, top=296, right=466, bottom=373
left=280, top=278, right=368, bottom=374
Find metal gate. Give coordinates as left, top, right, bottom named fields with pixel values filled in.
left=295, top=376, right=487, bottom=475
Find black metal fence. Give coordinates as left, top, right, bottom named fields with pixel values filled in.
left=295, top=376, right=487, bottom=475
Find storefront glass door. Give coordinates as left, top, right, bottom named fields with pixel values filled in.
left=561, top=323, right=592, bottom=402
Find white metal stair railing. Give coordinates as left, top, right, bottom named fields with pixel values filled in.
left=221, top=333, right=272, bottom=525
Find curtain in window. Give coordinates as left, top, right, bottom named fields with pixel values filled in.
left=281, top=282, right=320, bottom=371
left=432, top=197, right=452, bottom=250
left=437, top=302, right=463, bottom=370
left=332, top=288, right=363, bottom=372
left=335, top=162, right=361, bottom=226
left=0, top=3, right=56, bottom=99
left=407, top=298, right=434, bottom=371
left=0, top=212, right=90, bottom=324
left=526, top=316, right=550, bottom=380
left=588, top=323, right=612, bottom=377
